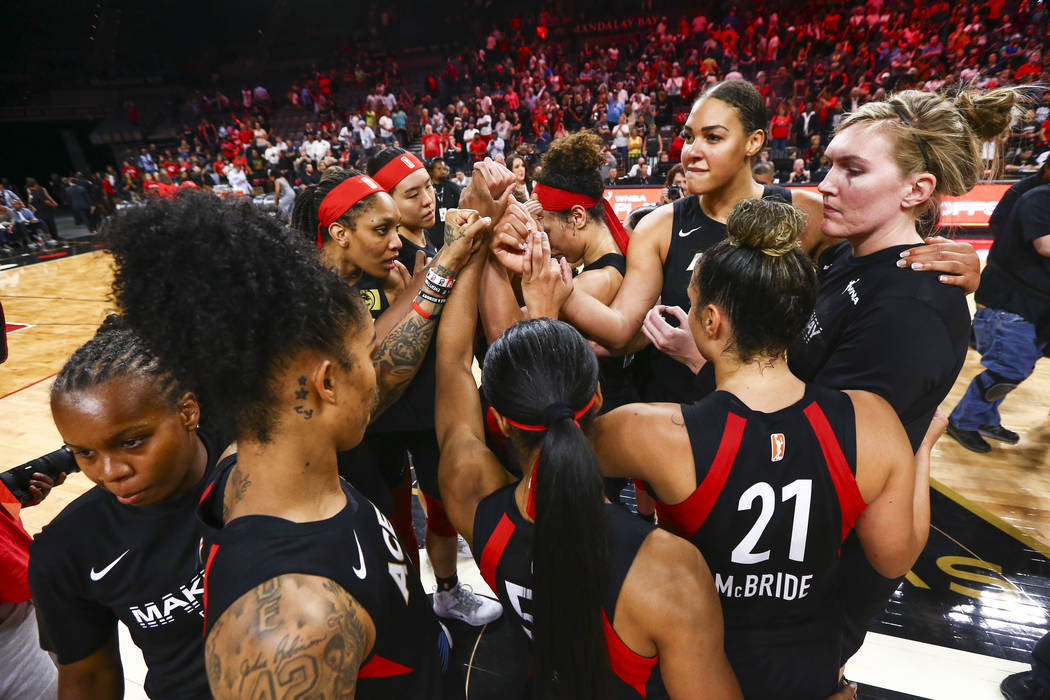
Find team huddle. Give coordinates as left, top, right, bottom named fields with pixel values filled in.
left=27, top=79, right=1021, bottom=699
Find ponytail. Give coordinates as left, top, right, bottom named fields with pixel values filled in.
left=481, top=318, right=609, bottom=699
left=532, top=414, right=609, bottom=700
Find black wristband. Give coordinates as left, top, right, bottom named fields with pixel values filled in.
left=417, top=290, right=448, bottom=305
left=423, top=278, right=453, bottom=296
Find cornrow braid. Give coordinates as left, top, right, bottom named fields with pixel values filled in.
left=52, top=314, right=184, bottom=405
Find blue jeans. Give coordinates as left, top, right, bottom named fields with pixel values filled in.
left=949, top=307, right=1046, bottom=430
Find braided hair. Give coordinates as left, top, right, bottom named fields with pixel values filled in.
left=52, top=314, right=184, bottom=405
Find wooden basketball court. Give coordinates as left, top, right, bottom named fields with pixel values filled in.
left=2, top=248, right=1048, bottom=699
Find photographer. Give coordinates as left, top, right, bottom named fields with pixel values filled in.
left=1, top=460, right=63, bottom=699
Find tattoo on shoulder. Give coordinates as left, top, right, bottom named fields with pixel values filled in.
left=208, top=575, right=368, bottom=700
left=671, top=413, right=685, bottom=427
left=224, top=468, right=252, bottom=521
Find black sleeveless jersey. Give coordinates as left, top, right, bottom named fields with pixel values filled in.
left=197, top=462, right=454, bottom=699
left=472, top=483, right=668, bottom=699
left=788, top=241, right=970, bottom=451
left=582, top=252, right=636, bottom=411
left=659, top=384, right=865, bottom=699
left=637, top=186, right=793, bottom=403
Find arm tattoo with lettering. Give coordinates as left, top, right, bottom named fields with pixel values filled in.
left=444, top=217, right=469, bottom=248
left=206, top=574, right=369, bottom=700
left=372, top=308, right=438, bottom=417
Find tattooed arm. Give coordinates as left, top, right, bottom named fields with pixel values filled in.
left=371, top=210, right=491, bottom=418
left=434, top=247, right=512, bottom=547
left=206, top=574, right=376, bottom=700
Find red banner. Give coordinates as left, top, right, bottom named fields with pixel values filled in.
left=602, top=183, right=1013, bottom=227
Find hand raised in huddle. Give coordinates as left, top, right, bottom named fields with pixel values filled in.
left=521, top=230, right=573, bottom=320
left=439, top=209, right=492, bottom=273
left=458, top=159, right=515, bottom=224
left=490, top=199, right=536, bottom=275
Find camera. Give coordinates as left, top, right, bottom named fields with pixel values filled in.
left=666, top=185, right=683, bottom=201
left=0, top=447, right=80, bottom=505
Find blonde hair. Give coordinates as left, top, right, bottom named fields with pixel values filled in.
left=726, top=198, right=806, bottom=257
left=837, top=87, right=1024, bottom=236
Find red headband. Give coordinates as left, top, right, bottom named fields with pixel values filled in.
left=373, top=152, right=425, bottom=192
left=503, top=393, right=598, bottom=433
left=317, top=175, right=382, bottom=248
left=532, top=183, right=630, bottom=255
left=511, top=393, right=598, bottom=520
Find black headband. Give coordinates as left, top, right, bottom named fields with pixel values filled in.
left=890, top=103, right=933, bottom=174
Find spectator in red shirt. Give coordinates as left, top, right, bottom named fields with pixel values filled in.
left=769, top=102, right=793, bottom=152
left=421, top=124, right=444, bottom=159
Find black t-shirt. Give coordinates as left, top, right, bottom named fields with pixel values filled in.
left=636, top=187, right=792, bottom=404
left=28, top=427, right=225, bottom=700
left=788, top=242, right=971, bottom=450
left=198, top=462, right=454, bottom=699
left=975, top=180, right=1050, bottom=340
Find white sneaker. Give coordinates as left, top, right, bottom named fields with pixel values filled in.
left=456, top=535, right=472, bottom=559
left=433, top=582, right=502, bottom=626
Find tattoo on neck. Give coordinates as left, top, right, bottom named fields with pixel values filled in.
left=754, top=358, right=776, bottom=374
left=294, top=405, right=314, bottom=419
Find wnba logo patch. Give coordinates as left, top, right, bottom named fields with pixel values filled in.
left=770, top=433, right=785, bottom=462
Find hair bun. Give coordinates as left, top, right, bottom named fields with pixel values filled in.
left=542, top=131, right=604, bottom=175
left=952, top=88, right=1021, bottom=141
left=725, top=199, right=806, bottom=257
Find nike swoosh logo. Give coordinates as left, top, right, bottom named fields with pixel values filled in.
left=90, top=549, right=131, bottom=581
left=352, top=532, right=367, bottom=579
left=678, top=226, right=702, bottom=238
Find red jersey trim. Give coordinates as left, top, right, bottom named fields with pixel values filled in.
left=601, top=609, right=657, bottom=697
left=802, top=402, right=867, bottom=541
left=202, top=544, right=220, bottom=635
left=479, top=513, right=516, bottom=593
left=654, top=412, right=747, bottom=537
left=198, top=480, right=214, bottom=504
left=358, top=654, right=414, bottom=678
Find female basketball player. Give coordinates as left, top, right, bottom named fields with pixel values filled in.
left=554, top=80, right=980, bottom=404
left=435, top=233, right=742, bottom=700
left=362, top=147, right=503, bottom=625
left=480, top=132, right=633, bottom=408
left=590, top=199, right=935, bottom=700
left=29, top=315, right=230, bottom=699
left=106, top=193, right=488, bottom=698
left=786, top=87, right=1023, bottom=664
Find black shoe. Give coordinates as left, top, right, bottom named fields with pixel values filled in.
left=980, top=424, right=1020, bottom=444
left=1001, top=670, right=1050, bottom=700
left=947, top=422, right=992, bottom=453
